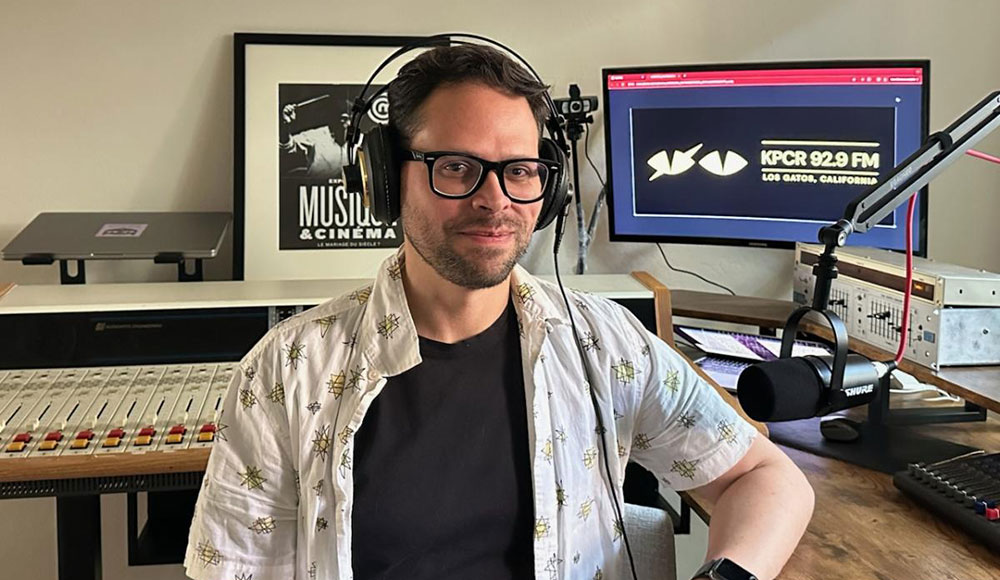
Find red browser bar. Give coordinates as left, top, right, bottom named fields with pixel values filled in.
left=607, top=68, right=923, bottom=89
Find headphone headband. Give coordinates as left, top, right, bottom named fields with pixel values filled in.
left=345, top=33, right=568, bottom=164
left=341, top=33, right=573, bottom=233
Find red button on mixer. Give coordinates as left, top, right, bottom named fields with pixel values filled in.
left=13, top=433, right=31, bottom=443
left=45, top=431, right=63, bottom=442
left=76, top=430, right=94, bottom=440
left=987, top=507, right=1000, bottom=521
left=138, top=427, right=155, bottom=437
left=108, top=428, right=125, bottom=438
left=169, top=425, right=187, bottom=435
left=199, top=424, right=216, bottom=433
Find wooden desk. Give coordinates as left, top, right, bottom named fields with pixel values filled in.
left=673, top=290, right=1000, bottom=579
left=777, top=415, right=1000, bottom=579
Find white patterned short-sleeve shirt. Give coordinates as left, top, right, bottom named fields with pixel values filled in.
left=184, top=251, right=758, bottom=580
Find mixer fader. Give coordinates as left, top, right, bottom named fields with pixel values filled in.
left=0, top=363, right=235, bottom=459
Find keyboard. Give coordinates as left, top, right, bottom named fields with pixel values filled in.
left=696, top=356, right=751, bottom=392
left=893, top=451, right=1000, bottom=551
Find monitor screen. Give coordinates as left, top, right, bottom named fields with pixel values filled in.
left=602, top=61, right=929, bottom=253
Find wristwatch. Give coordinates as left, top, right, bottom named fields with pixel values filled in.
left=691, top=558, right=758, bottom=580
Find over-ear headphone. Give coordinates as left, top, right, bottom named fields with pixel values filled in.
left=340, top=33, right=572, bottom=232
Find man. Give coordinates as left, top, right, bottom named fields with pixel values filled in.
left=185, top=44, right=814, bottom=580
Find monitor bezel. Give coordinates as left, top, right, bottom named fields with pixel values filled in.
left=601, top=59, right=930, bottom=256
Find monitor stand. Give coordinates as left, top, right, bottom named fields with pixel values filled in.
left=766, top=375, right=983, bottom=474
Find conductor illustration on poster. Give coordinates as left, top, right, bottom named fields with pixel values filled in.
left=277, top=84, right=401, bottom=251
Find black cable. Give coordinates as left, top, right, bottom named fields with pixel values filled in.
left=656, top=244, right=736, bottom=296
left=583, top=123, right=606, bottom=189
left=579, top=126, right=735, bottom=298
left=553, top=215, right=640, bottom=580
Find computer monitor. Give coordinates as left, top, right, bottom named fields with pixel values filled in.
left=602, top=60, right=929, bottom=254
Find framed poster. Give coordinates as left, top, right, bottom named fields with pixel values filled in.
left=234, top=33, right=434, bottom=280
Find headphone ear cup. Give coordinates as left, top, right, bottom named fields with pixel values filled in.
left=534, top=138, right=571, bottom=231
left=354, top=124, right=401, bottom=226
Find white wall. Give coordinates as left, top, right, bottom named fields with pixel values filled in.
left=2, top=0, right=999, bottom=291
left=2, top=1, right=999, bottom=579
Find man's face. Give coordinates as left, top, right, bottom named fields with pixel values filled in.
left=400, top=82, right=543, bottom=290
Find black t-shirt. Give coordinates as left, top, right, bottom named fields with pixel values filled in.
left=352, top=302, right=534, bottom=579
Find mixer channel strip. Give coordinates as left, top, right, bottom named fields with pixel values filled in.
left=0, top=363, right=236, bottom=458
left=893, top=451, right=1000, bottom=552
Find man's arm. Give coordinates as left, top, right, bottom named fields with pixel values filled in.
left=691, top=435, right=814, bottom=580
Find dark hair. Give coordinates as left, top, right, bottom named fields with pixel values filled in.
left=387, top=44, right=550, bottom=146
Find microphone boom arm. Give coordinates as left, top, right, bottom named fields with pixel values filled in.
left=785, top=91, right=1000, bottom=399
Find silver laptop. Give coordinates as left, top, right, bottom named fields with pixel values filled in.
left=2, top=212, right=231, bottom=261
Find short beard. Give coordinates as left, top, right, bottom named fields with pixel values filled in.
left=403, top=210, right=531, bottom=290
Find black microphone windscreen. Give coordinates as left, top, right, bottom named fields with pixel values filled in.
left=737, top=357, right=823, bottom=422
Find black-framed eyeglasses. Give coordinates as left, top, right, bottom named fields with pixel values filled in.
left=403, top=150, right=560, bottom=203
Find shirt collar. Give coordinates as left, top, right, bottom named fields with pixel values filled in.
left=358, top=249, right=421, bottom=378
left=358, top=250, right=571, bottom=377
left=508, top=264, right=570, bottom=327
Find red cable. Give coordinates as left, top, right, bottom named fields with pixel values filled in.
left=895, top=194, right=917, bottom=364
left=891, top=150, right=995, bottom=364
left=967, top=149, right=1000, bottom=165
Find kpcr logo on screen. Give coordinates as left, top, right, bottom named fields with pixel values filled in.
left=647, top=143, right=748, bottom=180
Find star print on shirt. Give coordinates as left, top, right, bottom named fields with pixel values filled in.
left=386, top=259, right=402, bottom=280
left=239, top=388, right=257, bottom=410
left=580, top=332, right=601, bottom=352
left=283, top=342, right=306, bottom=369
left=534, top=517, right=551, bottom=539
left=663, top=369, right=680, bottom=393
left=214, top=418, right=229, bottom=442
left=248, top=516, right=276, bottom=535
left=339, top=448, right=352, bottom=478
left=349, top=286, right=371, bottom=305
left=611, top=358, right=636, bottom=384
left=327, top=370, right=347, bottom=398
left=670, top=458, right=701, bottom=480
left=238, top=465, right=266, bottom=491
left=544, top=554, right=562, bottom=579
left=612, top=519, right=625, bottom=542
left=314, top=315, right=338, bottom=338
left=267, top=382, right=285, bottom=405
left=632, top=432, right=653, bottom=450
left=195, top=539, right=223, bottom=567
left=515, top=282, right=536, bottom=305
left=311, top=426, right=332, bottom=461
left=347, top=366, right=366, bottom=390
left=376, top=313, right=401, bottom=339
left=556, top=481, right=568, bottom=508
left=718, top=420, right=739, bottom=445
left=679, top=411, right=699, bottom=428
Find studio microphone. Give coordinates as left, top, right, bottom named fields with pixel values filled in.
left=736, top=353, right=894, bottom=422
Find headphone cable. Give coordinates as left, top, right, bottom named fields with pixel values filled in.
left=553, top=214, right=640, bottom=580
